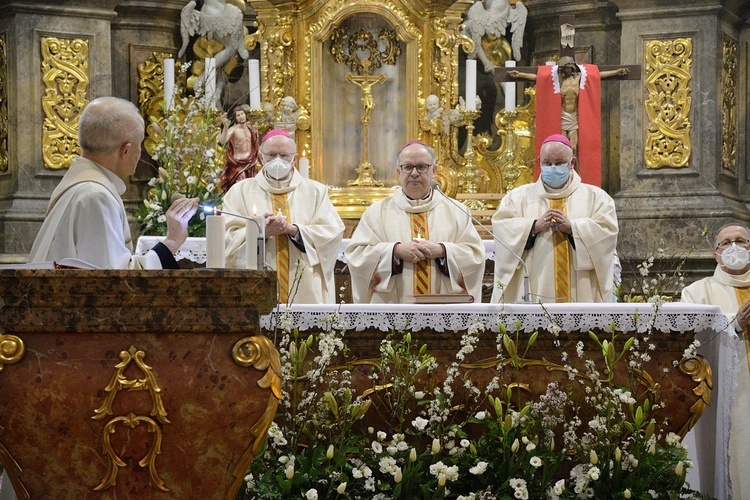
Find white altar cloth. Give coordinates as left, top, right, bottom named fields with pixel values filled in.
left=260, top=302, right=733, bottom=499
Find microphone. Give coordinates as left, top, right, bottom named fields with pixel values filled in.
left=431, top=180, right=531, bottom=303
left=200, top=205, right=266, bottom=270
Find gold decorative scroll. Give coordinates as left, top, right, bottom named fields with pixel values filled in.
left=0, top=34, right=8, bottom=172
left=41, top=37, right=88, bottom=170
left=256, top=17, right=296, bottom=107
left=721, top=36, right=738, bottom=175
left=230, top=335, right=282, bottom=494
left=0, top=331, right=25, bottom=372
left=425, top=17, right=473, bottom=195
left=676, top=354, right=712, bottom=436
left=644, top=38, right=692, bottom=169
left=92, top=345, right=170, bottom=492
left=138, top=52, right=174, bottom=123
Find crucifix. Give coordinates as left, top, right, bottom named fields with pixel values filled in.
left=494, top=15, right=641, bottom=187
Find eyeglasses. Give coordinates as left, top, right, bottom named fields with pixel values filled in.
left=399, top=164, right=432, bottom=174
left=262, top=152, right=295, bottom=162
left=716, top=239, right=750, bottom=250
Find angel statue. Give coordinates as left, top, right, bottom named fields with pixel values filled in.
left=178, top=0, right=249, bottom=99
left=463, top=0, right=527, bottom=72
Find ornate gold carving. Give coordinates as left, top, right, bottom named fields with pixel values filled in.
left=644, top=38, right=692, bottom=169
left=138, top=52, right=174, bottom=124
left=92, top=346, right=170, bottom=492
left=676, top=354, right=712, bottom=436
left=230, top=335, right=282, bottom=493
left=0, top=34, right=8, bottom=173
left=330, top=27, right=401, bottom=75
left=41, top=37, right=88, bottom=170
left=257, top=18, right=296, bottom=107
left=721, top=35, right=738, bottom=175
left=0, top=331, right=25, bottom=372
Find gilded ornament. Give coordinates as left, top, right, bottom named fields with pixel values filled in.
left=137, top=52, right=174, bottom=123
left=721, top=36, right=738, bottom=175
left=229, top=335, right=283, bottom=493
left=0, top=34, right=8, bottom=173
left=676, top=354, right=712, bottom=436
left=0, top=331, right=25, bottom=372
left=40, top=37, right=88, bottom=170
left=644, top=38, right=693, bottom=169
left=92, top=345, right=170, bottom=492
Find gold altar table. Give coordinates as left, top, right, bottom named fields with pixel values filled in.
left=0, top=269, right=279, bottom=499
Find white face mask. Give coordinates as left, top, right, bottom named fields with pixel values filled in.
left=721, top=243, right=750, bottom=271
left=264, top=157, right=293, bottom=181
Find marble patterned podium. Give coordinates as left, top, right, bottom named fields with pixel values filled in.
left=0, top=269, right=279, bottom=499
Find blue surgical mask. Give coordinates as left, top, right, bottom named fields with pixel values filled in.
left=541, top=164, right=570, bottom=187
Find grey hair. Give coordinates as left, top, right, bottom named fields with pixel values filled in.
left=714, top=223, right=750, bottom=249
left=79, top=97, right=144, bottom=154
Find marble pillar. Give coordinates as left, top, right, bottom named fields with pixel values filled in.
left=613, top=0, right=749, bottom=288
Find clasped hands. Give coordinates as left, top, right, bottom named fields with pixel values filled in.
left=534, top=209, right=571, bottom=236
left=736, top=300, right=750, bottom=332
left=263, top=213, right=299, bottom=238
left=395, top=239, right=444, bottom=264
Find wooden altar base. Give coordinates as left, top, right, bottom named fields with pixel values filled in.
left=0, top=270, right=280, bottom=499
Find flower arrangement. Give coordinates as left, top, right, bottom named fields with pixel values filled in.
left=239, top=308, right=710, bottom=499
left=136, top=66, right=225, bottom=237
left=618, top=227, right=709, bottom=303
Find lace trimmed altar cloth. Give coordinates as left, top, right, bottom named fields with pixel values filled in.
left=260, top=302, right=728, bottom=335
left=260, top=302, right=735, bottom=499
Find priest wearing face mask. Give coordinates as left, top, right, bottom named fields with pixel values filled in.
left=681, top=223, right=750, bottom=498
left=222, top=129, right=345, bottom=304
left=490, top=134, right=618, bottom=303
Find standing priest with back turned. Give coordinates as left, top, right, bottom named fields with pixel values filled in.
left=222, top=129, right=344, bottom=304
left=491, top=134, right=618, bottom=303
left=27, top=96, right=198, bottom=269
left=345, top=140, right=485, bottom=303
left=680, top=223, right=750, bottom=499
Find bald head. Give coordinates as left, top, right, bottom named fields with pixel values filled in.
left=79, top=97, right=144, bottom=155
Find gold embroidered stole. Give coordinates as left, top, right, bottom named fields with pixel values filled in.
left=549, top=198, right=571, bottom=302
left=734, top=287, right=750, bottom=374
left=271, top=193, right=291, bottom=304
left=410, top=212, right=430, bottom=295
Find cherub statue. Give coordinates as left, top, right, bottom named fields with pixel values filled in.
left=274, top=96, right=299, bottom=137
left=419, top=95, right=445, bottom=136
left=463, top=0, right=527, bottom=72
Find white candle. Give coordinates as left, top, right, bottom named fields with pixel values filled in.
left=465, top=59, right=477, bottom=111
left=163, top=58, right=175, bottom=110
left=206, top=215, right=225, bottom=268
left=245, top=218, right=264, bottom=270
left=298, top=155, right=310, bottom=178
left=204, top=57, right=216, bottom=107
left=249, top=59, right=261, bottom=109
left=504, top=60, right=516, bottom=111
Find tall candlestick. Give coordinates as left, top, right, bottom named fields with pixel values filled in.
left=245, top=216, right=265, bottom=270
left=298, top=155, right=310, bottom=178
left=163, top=58, right=175, bottom=110
left=465, top=59, right=477, bottom=111
left=204, top=57, right=216, bottom=107
left=504, top=60, right=516, bottom=111
left=249, top=59, right=261, bottom=109
left=206, top=215, right=226, bottom=268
